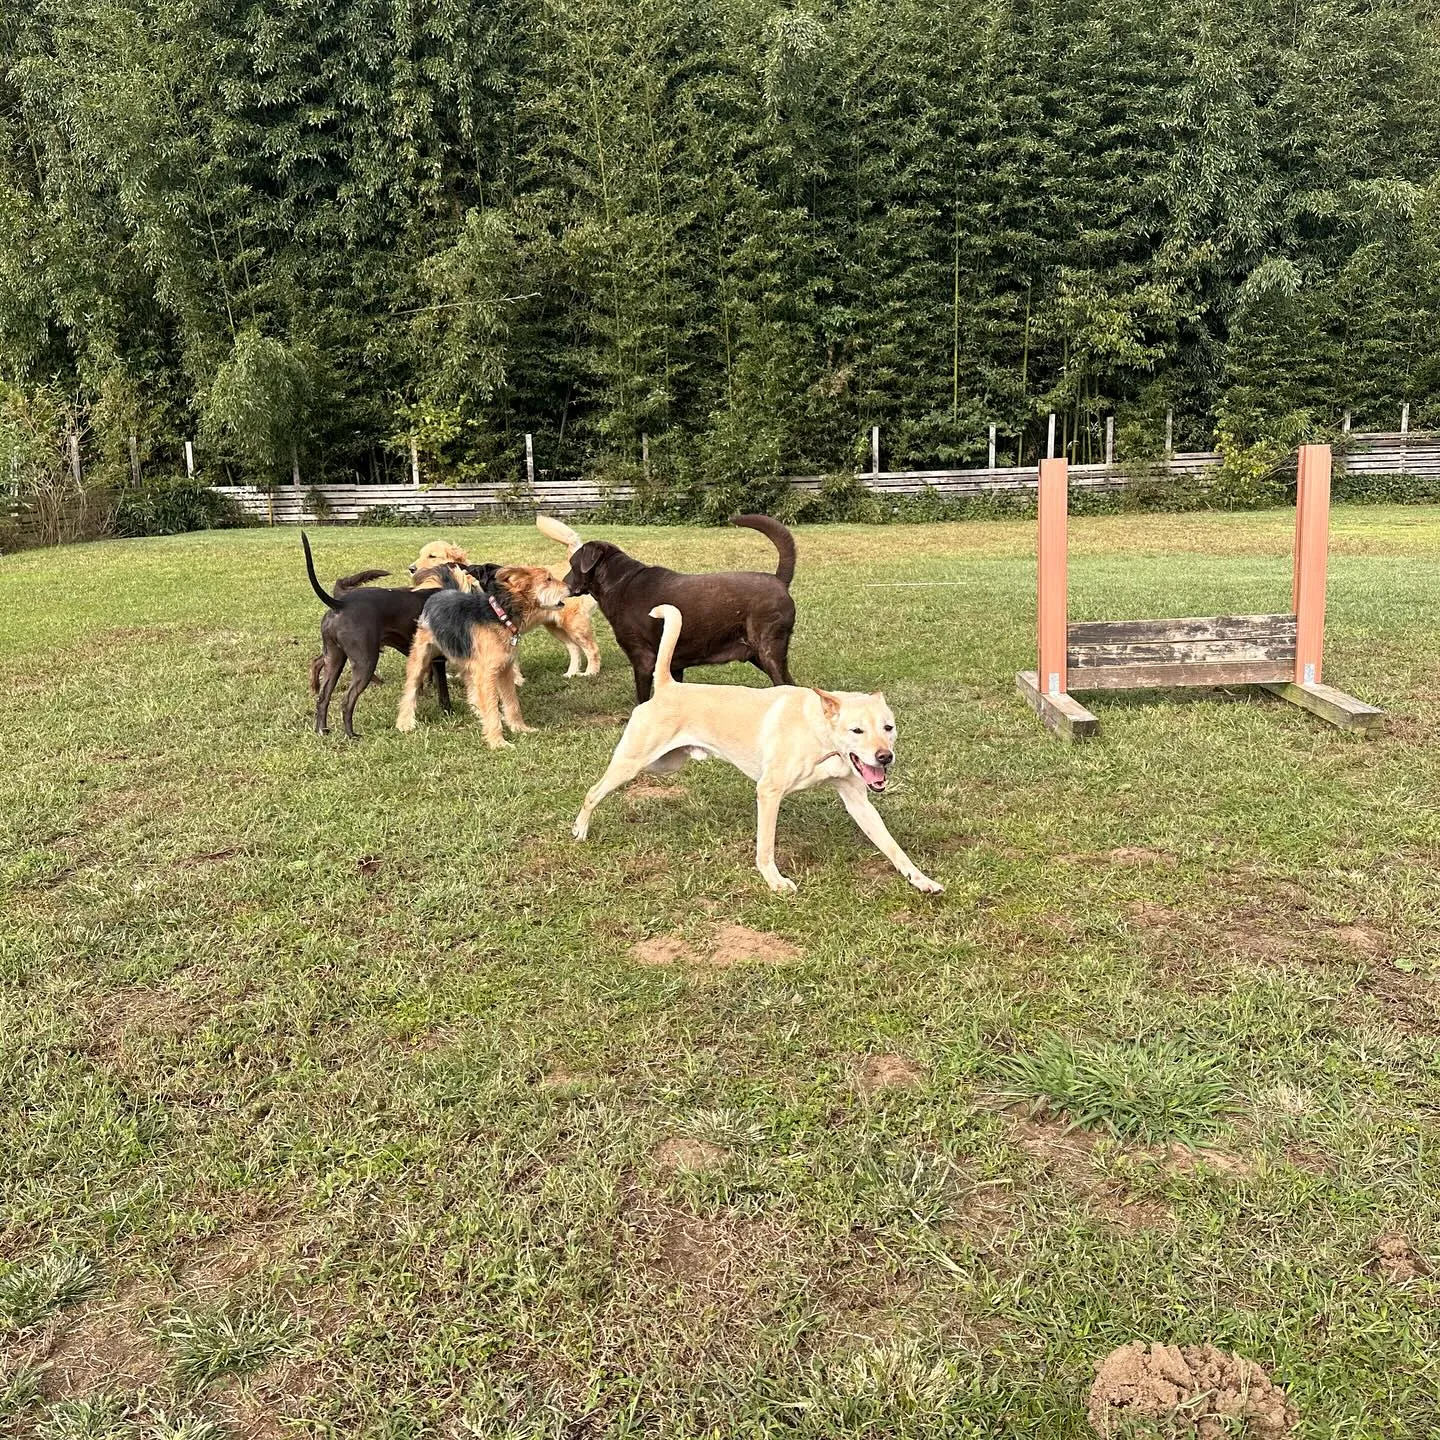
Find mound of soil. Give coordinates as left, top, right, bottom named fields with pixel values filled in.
left=1373, top=1233, right=1429, bottom=1282
left=1088, top=1343, right=1297, bottom=1438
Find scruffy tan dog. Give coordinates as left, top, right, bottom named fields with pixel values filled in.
left=409, top=540, right=600, bottom=680
left=572, top=605, right=943, bottom=895
left=396, top=566, right=571, bottom=747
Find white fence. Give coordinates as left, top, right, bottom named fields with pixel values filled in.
left=211, top=432, right=1439, bottom=523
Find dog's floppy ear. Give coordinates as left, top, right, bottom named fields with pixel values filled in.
left=812, top=688, right=842, bottom=720
left=571, top=542, right=602, bottom=576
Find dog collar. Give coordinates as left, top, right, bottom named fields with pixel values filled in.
left=487, top=592, right=519, bottom=641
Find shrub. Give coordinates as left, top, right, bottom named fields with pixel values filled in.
left=304, top=485, right=334, bottom=522
left=111, top=478, right=245, bottom=537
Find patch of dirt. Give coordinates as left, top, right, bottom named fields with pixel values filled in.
left=84, top=985, right=211, bottom=1057
left=625, top=780, right=686, bottom=800
left=632, top=934, right=700, bottom=967
left=180, top=846, right=243, bottom=866
left=631, top=925, right=803, bottom=969
left=709, top=924, right=802, bottom=967
left=357, top=855, right=383, bottom=877
left=854, top=1054, right=927, bottom=1095
left=1329, top=923, right=1387, bottom=957
left=1008, top=1119, right=1170, bottom=1229
left=1088, top=1342, right=1298, bottom=1438
left=1107, top=847, right=1175, bottom=866
left=1371, top=1233, right=1429, bottom=1283
left=1163, top=1145, right=1256, bottom=1179
left=37, top=1284, right=166, bottom=1399
left=1221, top=922, right=1295, bottom=962
left=1126, top=900, right=1178, bottom=927
left=539, top=1067, right=590, bottom=1089
left=652, top=1138, right=728, bottom=1174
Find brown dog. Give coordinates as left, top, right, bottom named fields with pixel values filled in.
left=395, top=566, right=571, bottom=747
left=408, top=540, right=600, bottom=681
left=545, top=514, right=797, bottom=702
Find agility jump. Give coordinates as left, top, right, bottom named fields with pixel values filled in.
left=1017, top=444, right=1385, bottom=740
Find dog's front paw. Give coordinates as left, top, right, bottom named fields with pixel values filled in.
left=485, top=736, right=514, bottom=750
left=766, top=874, right=798, bottom=895
left=396, top=715, right=417, bottom=733
left=508, top=722, right=537, bottom=734
left=908, top=872, right=944, bottom=894
left=572, top=817, right=590, bottom=841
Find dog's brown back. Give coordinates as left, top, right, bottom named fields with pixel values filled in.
left=562, top=515, right=797, bottom=702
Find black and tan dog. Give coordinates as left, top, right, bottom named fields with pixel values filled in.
left=395, top=566, right=570, bottom=747
left=303, top=533, right=482, bottom=739
left=539, top=514, right=798, bottom=701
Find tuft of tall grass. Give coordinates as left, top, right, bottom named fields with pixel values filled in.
left=997, top=1036, right=1235, bottom=1142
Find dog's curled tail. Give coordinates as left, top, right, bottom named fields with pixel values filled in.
left=537, top=513, right=583, bottom=557
left=649, top=604, right=683, bottom=692
left=730, top=514, right=796, bottom=587
left=301, top=532, right=339, bottom=610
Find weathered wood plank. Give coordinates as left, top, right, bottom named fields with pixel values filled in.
left=1261, top=681, right=1386, bottom=732
left=1068, top=660, right=1294, bottom=690
left=1069, top=639, right=1296, bottom=671
left=1016, top=670, right=1099, bottom=740
left=1067, top=614, right=1295, bottom=645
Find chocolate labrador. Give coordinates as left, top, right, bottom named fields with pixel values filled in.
left=557, top=515, right=798, bottom=701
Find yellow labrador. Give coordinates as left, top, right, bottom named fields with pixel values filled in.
left=573, top=605, right=943, bottom=895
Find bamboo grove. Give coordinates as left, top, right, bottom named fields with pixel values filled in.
left=2, top=0, right=1438, bottom=505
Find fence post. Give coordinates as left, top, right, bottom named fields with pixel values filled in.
left=410, top=434, right=420, bottom=487
left=69, top=433, right=82, bottom=488
left=642, top=433, right=650, bottom=482
left=128, top=435, right=141, bottom=485
left=1342, top=411, right=1352, bottom=433
left=1037, top=458, right=1068, bottom=698
left=184, top=440, right=195, bottom=478
left=1293, top=444, right=1331, bottom=687
left=1105, top=415, right=1115, bottom=466
left=525, top=433, right=536, bottom=491
left=871, top=426, right=880, bottom=476
left=1165, top=409, right=1174, bottom=456
left=291, top=444, right=300, bottom=487
left=1400, top=403, right=1410, bottom=435
left=988, top=424, right=997, bottom=471
left=1046, top=413, right=1056, bottom=460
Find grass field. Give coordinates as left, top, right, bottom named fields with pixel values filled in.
left=3, top=508, right=1439, bottom=1439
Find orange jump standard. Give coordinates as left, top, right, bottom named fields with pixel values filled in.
left=1016, top=445, right=1384, bottom=740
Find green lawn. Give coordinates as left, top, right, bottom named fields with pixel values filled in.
left=2, top=509, right=1438, bottom=1439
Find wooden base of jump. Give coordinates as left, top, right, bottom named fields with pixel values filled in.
left=1017, top=446, right=1384, bottom=741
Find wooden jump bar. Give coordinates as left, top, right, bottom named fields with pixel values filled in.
left=1016, top=447, right=1383, bottom=739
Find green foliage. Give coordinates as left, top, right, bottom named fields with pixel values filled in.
left=111, top=478, right=244, bottom=537
left=0, top=1252, right=97, bottom=1332
left=998, top=1036, right=1235, bottom=1143
left=160, top=1301, right=304, bottom=1389
left=0, top=0, right=1437, bottom=494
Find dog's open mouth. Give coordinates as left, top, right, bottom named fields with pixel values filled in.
left=850, top=754, right=888, bottom=792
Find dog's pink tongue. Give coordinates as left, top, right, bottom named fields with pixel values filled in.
left=856, top=758, right=886, bottom=786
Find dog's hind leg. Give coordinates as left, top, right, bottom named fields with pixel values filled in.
left=315, top=648, right=346, bottom=735
left=572, top=724, right=676, bottom=839
left=431, top=658, right=452, bottom=712
left=754, top=774, right=797, bottom=894
left=340, top=650, right=379, bottom=740
left=396, top=630, right=438, bottom=733
left=833, top=778, right=943, bottom=893
left=753, top=630, right=795, bottom=687
left=465, top=644, right=510, bottom=749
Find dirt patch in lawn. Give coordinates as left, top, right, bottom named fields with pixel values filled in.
left=631, top=925, right=803, bottom=970
left=1371, top=1233, right=1430, bottom=1282
left=853, top=1054, right=927, bottom=1095
left=625, top=779, right=686, bottom=800
left=709, top=924, right=802, bottom=967
left=1088, top=1342, right=1298, bottom=1438
left=36, top=1283, right=167, bottom=1399
left=652, top=1138, right=728, bottom=1174
left=1008, top=1118, right=1170, bottom=1229
left=632, top=934, right=700, bottom=966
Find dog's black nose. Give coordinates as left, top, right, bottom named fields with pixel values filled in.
left=876, top=749, right=894, bottom=767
